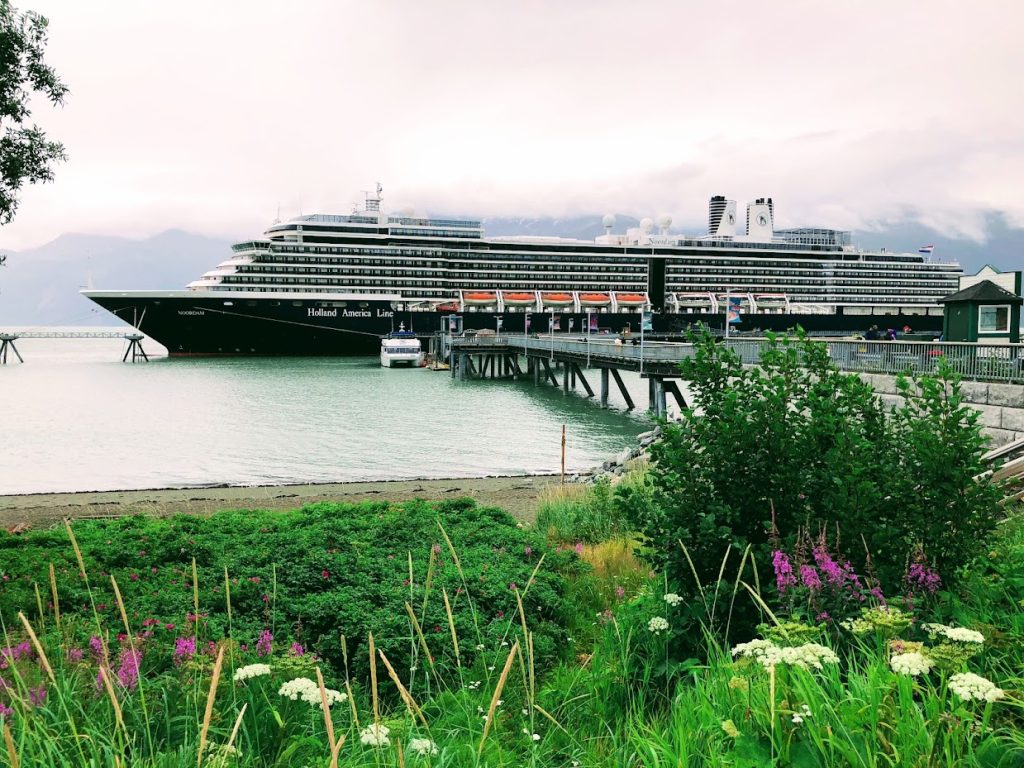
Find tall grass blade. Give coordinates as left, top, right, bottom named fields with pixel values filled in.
left=315, top=668, right=338, bottom=758
left=478, top=640, right=519, bottom=757
left=378, top=649, right=430, bottom=731
left=369, top=632, right=380, bottom=725
left=441, top=588, right=460, bottom=664
left=197, top=645, right=225, bottom=767
left=98, top=665, right=126, bottom=738
left=17, top=612, right=54, bottom=685
left=404, top=602, right=435, bottom=671
left=48, top=563, right=60, bottom=629
left=3, top=723, right=18, bottom=768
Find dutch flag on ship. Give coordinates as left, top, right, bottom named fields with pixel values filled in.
left=918, top=245, right=935, bottom=254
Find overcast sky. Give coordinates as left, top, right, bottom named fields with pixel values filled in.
left=3, top=0, right=1023, bottom=250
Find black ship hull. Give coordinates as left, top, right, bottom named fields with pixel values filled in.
left=84, top=294, right=943, bottom=356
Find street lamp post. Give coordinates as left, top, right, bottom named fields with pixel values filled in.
left=586, top=309, right=592, bottom=368
left=639, top=303, right=649, bottom=375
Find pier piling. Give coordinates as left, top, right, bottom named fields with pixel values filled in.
left=0, top=334, right=24, bottom=364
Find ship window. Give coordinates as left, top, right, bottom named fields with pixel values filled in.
left=223, top=301, right=234, bottom=306
left=359, top=302, right=369, bottom=308
left=292, top=301, right=303, bottom=307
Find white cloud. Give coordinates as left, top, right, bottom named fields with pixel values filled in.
left=2, top=0, right=1022, bottom=249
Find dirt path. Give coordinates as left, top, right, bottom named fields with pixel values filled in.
left=0, top=474, right=559, bottom=530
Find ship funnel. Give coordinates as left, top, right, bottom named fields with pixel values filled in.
left=708, top=195, right=737, bottom=237
left=746, top=197, right=774, bottom=241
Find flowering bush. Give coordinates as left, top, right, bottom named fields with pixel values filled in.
left=631, top=332, right=1002, bottom=655
left=0, top=499, right=579, bottom=687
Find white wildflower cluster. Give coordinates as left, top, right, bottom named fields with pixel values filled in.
left=890, top=652, right=933, bottom=677
left=408, top=737, right=438, bottom=756
left=731, top=639, right=839, bottom=671
left=949, top=673, right=1004, bottom=703
left=922, top=623, right=985, bottom=644
left=233, top=663, right=272, bottom=683
left=359, top=723, right=391, bottom=747
left=467, top=680, right=482, bottom=691
left=648, top=616, right=670, bottom=634
left=277, top=677, right=347, bottom=707
left=663, top=593, right=683, bottom=607
left=791, top=703, right=812, bottom=725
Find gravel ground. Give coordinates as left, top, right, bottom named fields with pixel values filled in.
left=0, top=474, right=559, bottom=531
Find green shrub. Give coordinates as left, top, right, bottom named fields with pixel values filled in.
left=0, top=499, right=580, bottom=685
left=630, top=331, right=1002, bottom=648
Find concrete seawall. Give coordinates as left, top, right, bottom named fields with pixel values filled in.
left=859, top=373, right=1024, bottom=447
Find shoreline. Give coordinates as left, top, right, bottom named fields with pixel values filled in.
left=0, top=474, right=561, bottom=529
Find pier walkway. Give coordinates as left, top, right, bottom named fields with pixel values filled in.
left=447, top=334, right=1024, bottom=419
left=0, top=330, right=150, bottom=363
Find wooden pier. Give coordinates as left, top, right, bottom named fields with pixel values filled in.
left=448, top=335, right=693, bottom=417
left=446, top=333, right=1024, bottom=417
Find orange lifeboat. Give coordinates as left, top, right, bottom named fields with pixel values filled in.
left=578, top=292, right=611, bottom=306
left=462, top=291, right=498, bottom=305
left=436, top=301, right=460, bottom=312
left=502, top=291, right=537, bottom=306
left=541, top=292, right=574, bottom=306
left=615, top=292, right=647, bottom=306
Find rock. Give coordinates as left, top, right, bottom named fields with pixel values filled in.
left=617, top=448, right=633, bottom=466
left=637, top=430, right=656, bottom=443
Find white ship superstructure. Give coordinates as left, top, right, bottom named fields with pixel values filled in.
left=185, top=187, right=961, bottom=317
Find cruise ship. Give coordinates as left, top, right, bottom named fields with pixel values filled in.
left=83, top=187, right=962, bottom=355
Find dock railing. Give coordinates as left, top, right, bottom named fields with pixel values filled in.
left=453, top=334, right=700, bottom=364
left=725, top=338, right=1024, bottom=384
left=450, top=334, right=1024, bottom=384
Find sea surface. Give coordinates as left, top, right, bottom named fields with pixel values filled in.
left=0, top=330, right=658, bottom=495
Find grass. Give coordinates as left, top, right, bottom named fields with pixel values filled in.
left=0, top=478, right=1022, bottom=766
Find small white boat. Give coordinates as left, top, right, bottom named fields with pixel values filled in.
left=380, top=323, right=425, bottom=368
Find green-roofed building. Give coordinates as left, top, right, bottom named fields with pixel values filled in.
left=938, top=278, right=1022, bottom=343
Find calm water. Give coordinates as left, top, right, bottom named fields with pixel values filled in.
left=0, top=330, right=655, bottom=495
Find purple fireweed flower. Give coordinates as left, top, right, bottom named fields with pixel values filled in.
left=615, top=585, right=626, bottom=599
left=173, top=636, right=196, bottom=666
left=67, top=648, right=84, bottom=663
left=256, top=630, right=272, bottom=658
left=28, top=686, right=46, bottom=707
left=812, top=545, right=850, bottom=587
left=88, top=636, right=106, bottom=662
left=290, top=642, right=304, bottom=657
left=815, top=611, right=831, bottom=623
left=0, top=701, right=12, bottom=718
left=524, top=545, right=533, bottom=557
left=869, top=586, right=887, bottom=604
left=799, top=565, right=822, bottom=591
left=772, top=550, right=797, bottom=593
left=906, top=562, right=941, bottom=594
left=574, top=542, right=585, bottom=556
left=116, top=649, right=142, bottom=691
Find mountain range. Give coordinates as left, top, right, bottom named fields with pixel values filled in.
left=1, top=216, right=1021, bottom=325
